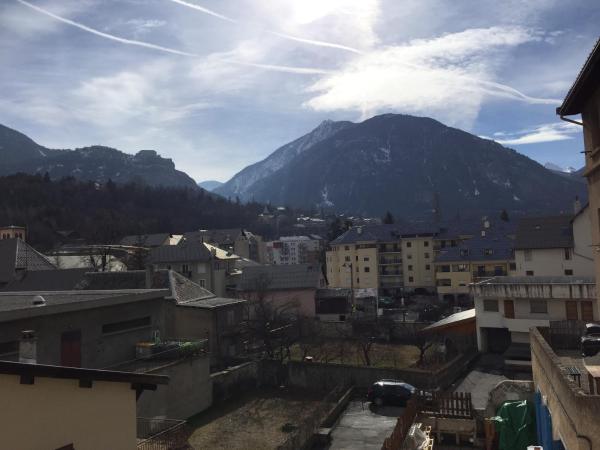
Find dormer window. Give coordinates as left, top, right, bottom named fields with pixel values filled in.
left=484, top=248, right=493, bottom=256
left=460, top=249, right=469, bottom=257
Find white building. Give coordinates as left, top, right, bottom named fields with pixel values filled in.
left=266, top=235, right=323, bottom=265
left=473, top=276, right=596, bottom=355
left=513, top=206, right=594, bottom=277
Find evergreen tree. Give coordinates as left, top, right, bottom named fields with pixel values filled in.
left=383, top=211, right=395, bottom=224
left=500, top=209, right=509, bottom=222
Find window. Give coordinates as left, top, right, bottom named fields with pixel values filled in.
left=452, top=264, right=468, bottom=272
left=509, top=262, right=516, bottom=271
left=437, top=279, right=451, bottom=287
left=408, top=276, right=414, bottom=282
left=530, top=300, right=548, bottom=314
left=356, top=277, right=360, bottom=284
left=526, top=270, right=534, bottom=276
left=460, top=249, right=469, bottom=257
left=483, top=300, right=499, bottom=312
left=182, top=264, right=190, bottom=273
left=356, top=255, right=358, bottom=261
left=425, top=264, right=431, bottom=270
left=408, top=265, right=413, bottom=271
left=407, top=254, right=413, bottom=260
left=424, top=241, right=429, bottom=247
left=345, top=246, right=350, bottom=250
left=406, top=242, right=412, bottom=248
left=345, top=256, right=351, bottom=262
left=564, top=248, right=572, bottom=260
left=524, top=249, right=532, bottom=261
left=424, top=252, right=430, bottom=259
left=564, top=269, right=573, bottom=276
left=504, top=300, right=515, bottom=319
left=363, top=257, right=370, bottom=262
left=364, top=267, right=370, bottom=273
left=102, top=316, right=151, bottom=334
left=484, top=248, right=493, bottom=256
left=582, top=301, right=594, bottom=321
left=440, top=265, right=451, bottom=272
left=198, top=279, right=206, bottom=287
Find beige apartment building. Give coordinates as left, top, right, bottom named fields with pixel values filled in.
left=326, top=225, right=436, bottom=297
left=513, top=208, right=594, bottom=277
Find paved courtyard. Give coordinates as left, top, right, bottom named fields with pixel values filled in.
left=327, top=400, right=403, bottom=450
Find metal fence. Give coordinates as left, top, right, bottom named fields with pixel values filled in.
left=137, top=418, right=190, bottom=450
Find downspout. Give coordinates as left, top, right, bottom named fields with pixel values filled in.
left=559, top=115, right=584, bottom=128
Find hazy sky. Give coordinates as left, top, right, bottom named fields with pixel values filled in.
left=1, top=0, right=599, bottom=182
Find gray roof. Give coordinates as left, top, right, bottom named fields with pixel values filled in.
left=514, top=215, right=573, bottom=249
left=316, top=288, right=352, bottom=299
left=2, top=268, right=88, bottom=291
left=435, top=233, right=514, bottom=263
left=0, top=289, right=168, bottom=321
left=182, top=228, right=242, bottom=246
left=178, top=297, right=246, bottom=309
left=330, top=224, right=437, bottom=245
left=422, top=309, right=475, bottom=331
left=149, top=242, right=212, bottom=263
left=120, top=233, right=171, bottom=247
left=238, top=264, right=321, bottom=291
left=0, top=239, right=56, bottom=283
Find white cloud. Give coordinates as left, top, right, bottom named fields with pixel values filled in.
left=304, top=26, right=558, bottom=128
left=492, top=122, right=581, bottom=145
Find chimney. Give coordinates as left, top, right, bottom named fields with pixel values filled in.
left=145, top=264, right=154, bottom=289
left=19, top=330, right=37, bottom=364
left=574, top=196, right=582, bottom=214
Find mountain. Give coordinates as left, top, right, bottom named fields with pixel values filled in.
left=544, top=162, right=586, bottom=184
left=0, top=124, right=198, bottom=189
left=221, top=114, right=587, bottom=218
left=214, top=119, right=353, bottom=199
left=198, top=180, right=224, bottom=191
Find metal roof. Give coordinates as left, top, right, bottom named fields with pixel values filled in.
left=120, top=233, right=171, bottom=247
left=177, top=297, right=246, bottom=309
left=237, top=264, right=321, bottom=291
left=0, top=239, right=56, bottom=283
left=513, top=215, right=573, bottom=249
left=422, top=309, right=475, bottom=332
left=330, top=224, right=437, bottom=245
left=435, top=233, right=514, bottom=263
left=149, top=242, right=212, bottom=263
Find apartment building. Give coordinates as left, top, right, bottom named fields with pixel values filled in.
left=266, top=235, right=324, bottom=265
left=513, top=208, right=594, bottom=277
left=0, top=225, right=26, bottom=241
left=473, top=276, right=596, bottom=353
left=326, top=225, right=436, bottom=297
left=435, top=233, right=515, bottom=302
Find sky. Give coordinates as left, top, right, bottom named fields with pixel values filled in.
left=1, top=0, right=599, bottom=182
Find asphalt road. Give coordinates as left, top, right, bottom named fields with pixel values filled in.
left=327, top=400, right=404, bottom=450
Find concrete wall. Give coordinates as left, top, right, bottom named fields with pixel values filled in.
left=581, top=88, right=600, bottom=318
left=327, top=244, right=379, bottom=290
left=211, top=361, right=258, bottom=402
left=0, top=373, right=136, bottom=450
left=263, top=352, right=476, bottom=391
left=0, top=298, right=165, bottom=368
left=137, top=355, right=212, bottom=420
left=515, top=245, right=594, bottom=277
left=531, top=328, right=600, bottom=450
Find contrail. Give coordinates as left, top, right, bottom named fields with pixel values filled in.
left=267, top=31, right=362, bottom=54
left=166, top=0, right=237, bottom=23
left=16, top=0, right=328, bottom=75
left=165, top=0, right=362, bottom=54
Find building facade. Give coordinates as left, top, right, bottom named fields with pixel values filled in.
left=473, top=276, right=596, bottom=353
left=513, top=210, right=594, bottom=277
left=0, top=225, right=26, bottom=241
left=326, top=225, right=436, bottom=297
left=266, top=235, right=324, bottom=265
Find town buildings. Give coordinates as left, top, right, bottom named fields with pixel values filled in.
left=0, top=237, right=56, bottom=288
left=183, top=228, right=267, bottom=263
left=0, top=225, right=26, bottom=241
left=326, top=224, right=436, bottom=298
left=513, top=207, right=594, bottom=277
left=265, top=235, right=324, bottom=265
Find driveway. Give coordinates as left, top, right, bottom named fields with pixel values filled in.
left=327, top=400, right=404, bottom=450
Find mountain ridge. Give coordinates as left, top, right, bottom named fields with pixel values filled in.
left=0, top=124, right=198, bottom=189
left=219, top=113, right=587, bottom=218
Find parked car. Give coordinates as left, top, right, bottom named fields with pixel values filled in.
left=367, top=379, right=416, bottom=407
left=581, top=323, right=600, bottom=357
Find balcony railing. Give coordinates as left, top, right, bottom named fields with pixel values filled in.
left=137, top=418, right=190, bottom=450
left=473, top=270, right=506, bottom=278
left=379, top=258, right=402, bottom=265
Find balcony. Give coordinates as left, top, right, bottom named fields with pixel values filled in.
left=379, top=258, right=402, bottom=265
left=472, top=270, right=507, bottom=279
left=137, top=417, right=190, bottom=450
left=380, top=270, right=402, bottom=276
left=106, top=339, right=209, bottom=373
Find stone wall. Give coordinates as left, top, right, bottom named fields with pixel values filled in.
left=531, top=327, right=600, bottom=450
